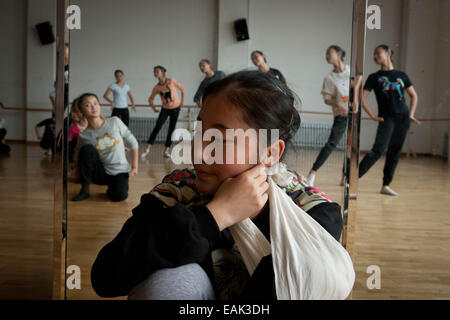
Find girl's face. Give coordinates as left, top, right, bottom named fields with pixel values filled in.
left=71, top=105, right=83, bottom=122
left=80, top=96, right=101, bottom=119
left=154, top=68, right=164, bottom=79
left=115, top=72, right=124, bottom=82
left=199, top=62, right=212, bottom=74
left=374, top=47, right=390, bottom=65
left=251, top=52, right=265, bottom=67
left=326, top=48, right=340, bottom=64
left=193, top=93, right=259, bottom=195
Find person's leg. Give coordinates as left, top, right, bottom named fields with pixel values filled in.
left=308, top=116, right=347, bottom=185
left=142, top=108, right=170, bottom=157
left=382, top=114, right=411, bottom=188
left=359, top=118, right=395, bottom=178
left=128, top=263, right=215, bottom=300
left=106, top=172, right=129, bottom=202
left=73, top=144, right=107, bottom=201
left=123, top=109, right=130, bottom=127
left=0, top=128, right=6, bottom=141
left=164, top=108, right=180, bottom=156
left=111, top=108, right=119, bottom=119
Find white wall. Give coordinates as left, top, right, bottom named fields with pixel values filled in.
left=3, top=0, right=449, bottom=154
left=26, top=0, right=56, bottom=142
left=0, top=0, right=27, bottom=140
left=247, top=0, right=354, bottom=123
left=69, top=0, right=218, bottom=120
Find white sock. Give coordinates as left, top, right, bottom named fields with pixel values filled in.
left=307, top=173, right=316, bottom=186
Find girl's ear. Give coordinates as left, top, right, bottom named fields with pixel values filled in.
left=262, top=140, right=285, bottom=167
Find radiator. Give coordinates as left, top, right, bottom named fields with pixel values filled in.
left=128, top=115, right=347, bottom=150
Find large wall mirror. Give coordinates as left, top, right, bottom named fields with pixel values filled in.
left=59, top=0, right=366, bottom=300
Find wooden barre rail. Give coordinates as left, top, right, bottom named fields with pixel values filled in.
left=3, top=106, right=450, bottom=122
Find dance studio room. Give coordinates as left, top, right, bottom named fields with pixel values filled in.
left=0, top=0, right=449, bottom=304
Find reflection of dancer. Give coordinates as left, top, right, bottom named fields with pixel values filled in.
left=68, top=98, right=87, bottom=164
left=103, top=70, right=136, bottom=127
left=307, top=45, right=350, bottom=187
left=35, top=116, right=56, bottom=156
left=359, top=45, right=420, bottom=196
left=141, top=66, right=185, bottom=159
left=0, top=102, right=11, bottom=154
left=193, top=59, right=226, bottom=107
left=91, top=71, right=344, bottom=300
left=72, top=93, right=138, bottom=202
left=251, top=50, right=286, bottom=83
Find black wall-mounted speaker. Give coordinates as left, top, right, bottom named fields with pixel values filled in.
left=234, top=18, right=249, bottom=41
left=36, top=21, right=55, bottom=45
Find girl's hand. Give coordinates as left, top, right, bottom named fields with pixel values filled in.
left=371, top=115, right=384, bottom=122
left=410, top=115, right=421, bottom=125
left=129, top=167, right=138, bottom=178
left=111, top=102, right=115, bottom=109
left=132, top=105, right=137, bottom=112
left=337, top=103, right=348, bottom=116
left=152, top=106, right=159, bottom=113
left=206, top=163, right=269, bottom=231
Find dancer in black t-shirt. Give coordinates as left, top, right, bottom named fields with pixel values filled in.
left=359, top=45, right=420, bottom=196
left=251, top=50, right=286, bottom=83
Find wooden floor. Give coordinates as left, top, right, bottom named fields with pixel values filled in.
left=0, top=143, right=449, bottom=299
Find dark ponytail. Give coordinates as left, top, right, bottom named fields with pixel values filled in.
left=202, top=70, right=301, bottom=158
left=376, top=44, right=394, bottom=60
left=328, top=45, right=346, bottom=62
left=154, top=65, right=167, bottom=75
left=251, top=50, right=267, bottom=63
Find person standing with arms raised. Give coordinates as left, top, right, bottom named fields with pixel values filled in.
left=193, top=59, right=226, bottom=107
left=251, top=50, right=286, bottom=84
left=307, top=45, right=350, bottom=187
left=141, top=66, right=185, bottom=159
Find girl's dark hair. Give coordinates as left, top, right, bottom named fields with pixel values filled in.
left=154, top=65, right=167, bottom=75
left=71, top=98, right=80, bottom=112
left=114, top=69, right=124, bottom=76
left=78, top=93, right=100, bottom=107
left=376, top=44, right=394, bottom=59
left=0, top=102, right=4, bottom=108
left=199, top=59, right=211, bottom=66
left=328, top=45, right=346, bottom=61
left=202, top=70, right=301, bottom=156
left=251, top=50, right=267, bottom=63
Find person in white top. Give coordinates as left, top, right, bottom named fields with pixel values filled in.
left=307, top=45, right=350, bottom=187
left=0, top=102, right=11, bottom=154
left=103, top=69, right=136, bottom=127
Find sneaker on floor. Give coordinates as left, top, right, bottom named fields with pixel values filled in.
left=306, top=173, right=316, bottom=187
left=141, top=150, right=149, bottom=159
left=380, top=186, right=399, bottom=196
left=163, top=151, right=171, bottom=159
left=72, top=192, right=90, bottom=202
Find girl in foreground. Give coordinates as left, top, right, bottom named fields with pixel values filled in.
left=72, top=93, right=139, bottom=202
left=91, top=71, right=343, bottom=299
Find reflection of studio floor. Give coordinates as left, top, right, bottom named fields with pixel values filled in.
left=0, top=143, right=449, bottom=299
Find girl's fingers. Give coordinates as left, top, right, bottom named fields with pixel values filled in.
left=258, top=181, right=269, bottom=194
left=254, top=173, right=268, bottom=186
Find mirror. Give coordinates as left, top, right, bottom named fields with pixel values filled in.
left=65, top=0, right=358, bottom=300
